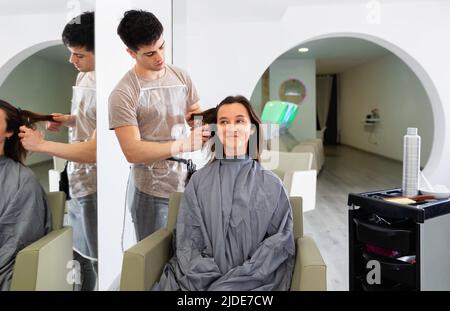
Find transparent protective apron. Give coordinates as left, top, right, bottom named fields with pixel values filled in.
left=125, top=70, right=193, bottom=241
left=68, top=85, right=98, bottom=260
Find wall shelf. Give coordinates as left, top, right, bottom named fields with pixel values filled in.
left=363, top=118, right=380, bottom=126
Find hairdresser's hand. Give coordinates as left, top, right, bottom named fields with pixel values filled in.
left=19, top=126, right=46, bottom=152
left=47, top=113, right=74, bottom=131
left=181, top=124, right=211, bottom=152
left=186, top=103, right=202, bottom=128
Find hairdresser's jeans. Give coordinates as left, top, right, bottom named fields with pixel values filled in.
left=69, top=193, right=98, bottom=291
left=73, top=251, right=97, bottom=291
left=129, top=188, right=169, bottom=241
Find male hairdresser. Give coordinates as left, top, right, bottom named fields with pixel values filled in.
left=109, top=10, right=208, bottom=242
left=20, top=12, right=97, bottom=291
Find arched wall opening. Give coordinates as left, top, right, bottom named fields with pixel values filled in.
left=0, top=41, right=77, bottom=189
left=249, top=32, right=443, bottom=176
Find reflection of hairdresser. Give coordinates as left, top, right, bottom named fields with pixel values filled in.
left=0, top=100, right=52, bottom=290
left=109, top=10, right=208, bottom=242
left=19, top=12, right=97, bottom=291
left=154, top=96, right=295, bottom=291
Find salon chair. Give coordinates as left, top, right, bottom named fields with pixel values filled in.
left=291, top=139, right=325, bottom=172
left=10, top=191, right=73, bottom=291
left=266, top=135, right=324, bottom=172
left=120, top=192, right=326, bottom=291
left=260, top=150, right=317, bottom=213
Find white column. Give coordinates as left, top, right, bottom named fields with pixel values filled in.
left=96, top=0, right=172, bottom=290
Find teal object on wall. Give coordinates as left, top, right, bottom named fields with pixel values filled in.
left=261, top=100, right=298, bottom=133
left=281, top=103, right=298, bottom=127
left=261, top=100, right=288, bottom=124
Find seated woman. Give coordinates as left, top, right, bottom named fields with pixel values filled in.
left=0, top=99, right=53, bottom=290
left=154, top=95, right=295, bottom=291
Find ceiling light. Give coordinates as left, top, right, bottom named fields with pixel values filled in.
left=298, top=47, right=309, bottom=53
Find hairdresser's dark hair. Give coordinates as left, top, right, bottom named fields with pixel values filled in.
left=0, top=99, right=54, bottom=164
left=62, top=11, right=95, bottom=52
left=191, top=95, right=263, bottom=162
left=117, top=10, right=164, bottom=52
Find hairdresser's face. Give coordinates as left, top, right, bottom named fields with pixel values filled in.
left=0, top=109, right=13, bottom=148
left=128, top=35, right=165, bottom=72
left=68, top=46, right=95, bottom=72
left=217, top=103, right=254, bottom=157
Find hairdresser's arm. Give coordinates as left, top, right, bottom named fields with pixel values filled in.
left=47, top=113, right=76, bottom=131
left=114, top=124, right=209, bottom=164
left=19, top=126, right=96, bottom=163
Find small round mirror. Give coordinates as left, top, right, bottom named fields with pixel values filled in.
left=279, top=79, right=306, bottom=105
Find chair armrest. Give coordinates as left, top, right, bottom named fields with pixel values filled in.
left=11, top=227, right=73, bottom=291
left=290, top=236, right=327, bottom=291
left=284, top=170, right=317, bottom=213
left=120, top=229, right=173, bottom=291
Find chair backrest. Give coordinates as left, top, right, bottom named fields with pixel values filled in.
left=260, top=150, right=313, bottom=175
left=47, top=191, right=66, bottom=230
left=167, top=192, right=303, bottom=239
left=167, top=192, right=182, bottom=232
left=290, top=197, right=303, bottom=240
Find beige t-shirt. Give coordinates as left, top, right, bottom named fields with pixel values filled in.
left=109, top=65, right=199, bottom=198
left=67, top=71, right=97, bottom=198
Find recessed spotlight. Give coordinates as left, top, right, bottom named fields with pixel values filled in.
left=298, top=47, right=309, bottom=53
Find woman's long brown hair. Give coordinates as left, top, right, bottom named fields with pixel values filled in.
left=190, top=95, right=263, bottom=162
left=0, top=99, right=55, bottom=164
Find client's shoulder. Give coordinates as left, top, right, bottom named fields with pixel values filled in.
left=4, top=158, right=42, bottom=190
left=18, top=163, right=41, bottom=187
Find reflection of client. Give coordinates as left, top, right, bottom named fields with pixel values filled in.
left=154, top=96, right=295, bottom=291
left=0, top=100, right=52, bottom=291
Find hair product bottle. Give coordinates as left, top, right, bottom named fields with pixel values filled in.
left=402, top=127, right=421, bottom=197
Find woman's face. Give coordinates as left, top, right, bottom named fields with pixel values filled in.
left=217, top=103, right=254, bottom=157
left=0, top=109, right=13, bottom=150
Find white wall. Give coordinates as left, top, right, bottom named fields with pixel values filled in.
left=269, top=59, right=316, bottom=142
left=96, top=0, right=172, bottom=290
left=340, top=53, right=433, bottom=167
left=172, top=0, right=450, bottom=187
left=0, top=14, right=65, bottom=85
left=0, top=53, right=76, bottom=165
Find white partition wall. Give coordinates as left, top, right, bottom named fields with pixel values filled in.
left=269, top=58, right=316, bottom=142
left=172, top=0, right=450, bottom=188
left=96, top=0, right=172, bottom=290
left=0, top=1, right=94, bottom=85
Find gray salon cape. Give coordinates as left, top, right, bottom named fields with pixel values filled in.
left=0, top=155, right=51, bottom=290
left=154, top=158, right=295, bottom=291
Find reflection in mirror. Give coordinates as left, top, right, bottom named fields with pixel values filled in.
left=279, top=78, right=306, bottom=104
